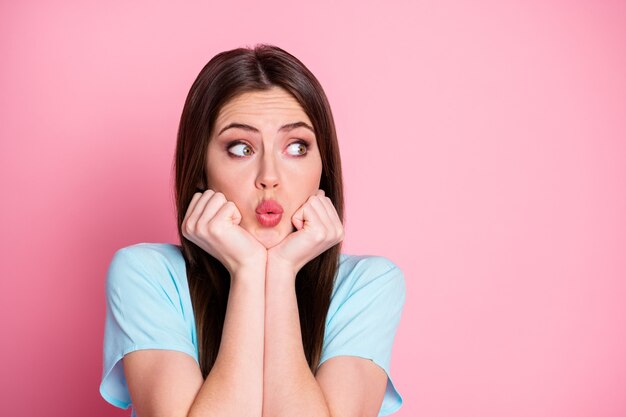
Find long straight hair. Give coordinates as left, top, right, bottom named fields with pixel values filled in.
left=174, top=44, right=344, bottom=377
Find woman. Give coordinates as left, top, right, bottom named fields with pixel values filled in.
left=100, top=44, right=405, bottom=417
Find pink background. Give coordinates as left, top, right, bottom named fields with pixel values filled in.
left=1, top=1, right=625, bottom=416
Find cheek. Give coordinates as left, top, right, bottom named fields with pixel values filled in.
left=306, top=159, right=323, bottom=189
left=206, top=165, right=240, bottom=197
left=208, top=175, right=244, bottom=202
left=287, top=161, right=322, bottom=198
left=205, top=151, right=244, bottom=196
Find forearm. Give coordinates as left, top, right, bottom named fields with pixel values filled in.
left=262, top=262, right=330, bottom=417
left=189, top=270, right=265, bottom=417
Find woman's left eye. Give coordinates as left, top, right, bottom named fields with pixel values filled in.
left=286, top=141, right=308, bottom=156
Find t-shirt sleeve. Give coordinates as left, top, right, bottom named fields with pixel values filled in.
left=318, top=256, right=406, bottom=416
left=99, top=245, right=197, bottom=409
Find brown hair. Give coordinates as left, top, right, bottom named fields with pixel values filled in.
left=174, top=44, right=344, bottom=377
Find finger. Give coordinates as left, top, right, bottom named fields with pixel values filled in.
left=300, top=196, right=326, bottom=230
left=185, top=189, right=216, bottom=231
left=212, top=200, right=242, bottom=226
left=291, top=204, right=305, bottom=230
left=189, top=189, right=216, bottom=216
left=197, top=192, right=228, bottom=226
left=316, top=195, right=344, bottom=241
left=183, top=192, right=203, bottom=222
left=314, top=190, right=339, bottom=224
left=308, top=195, right=334, bottom=230
left=292, top=191, right=324, bottom=231
left=182, top=191, right=206, bottom=236
left=314, top=194, right=336, bottom=223
left=320, top=195, right=342, bottom=225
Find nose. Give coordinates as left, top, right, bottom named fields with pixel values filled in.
left=255, top=151, right=280, bottom=190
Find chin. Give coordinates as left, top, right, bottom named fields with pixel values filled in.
left=252, top=226, right=290, bottom=249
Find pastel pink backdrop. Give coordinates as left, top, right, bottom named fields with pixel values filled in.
left=1, top=1, right=625, bottom=416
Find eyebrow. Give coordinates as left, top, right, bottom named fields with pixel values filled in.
left=217, top=121, right=315, bottom=136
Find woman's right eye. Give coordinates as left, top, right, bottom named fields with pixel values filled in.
left=227, top=142, right=253, bottom=157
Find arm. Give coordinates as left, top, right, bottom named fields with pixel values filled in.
left=189, top=267, right=265, bottom=416
left=123, top=266, right=265, bottom=417
left=262, top=190, right=340, bottom=417
left=263, top=190, right=392, bottom=417
left=123, top=190, right=268, bottom=417
left=262, top=261, right=330, bottom=417
left=262, top=259, right=392, bottom=417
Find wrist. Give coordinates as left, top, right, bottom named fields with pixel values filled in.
left=266, top=252, right=299, bottom=280
left=229, top=253, right=268, bottom=278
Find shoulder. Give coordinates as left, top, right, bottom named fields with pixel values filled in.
left=337, top=254, right=404, bottom=288
left=108, top=242, right=184, bottom=272
left=332, top=254, right=406, bottom=304
left=110, top=242, right=184, bottom=265
left=106, top=243, right=187, bottom=295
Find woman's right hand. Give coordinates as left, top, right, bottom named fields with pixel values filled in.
left=182, top=190, right=266, bottom=276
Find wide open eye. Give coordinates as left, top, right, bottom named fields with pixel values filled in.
left=286, top=141, right=308, bottom=156
left=228, top=142, right=253, bottom=157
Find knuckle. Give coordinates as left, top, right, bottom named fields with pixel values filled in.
left=196, top=224, right=208, bottom=237
left=206, top=221, right=221, bottom=236
left=313, top=230, right=326, bottom=242
left=211, top=227, right=225, bottom=240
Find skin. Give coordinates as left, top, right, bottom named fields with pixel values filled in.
left=207, top=86, right=323, bottom=250
left=182, top=86, right=344, bottom=276
left=123, top=87, right=387, bottom=417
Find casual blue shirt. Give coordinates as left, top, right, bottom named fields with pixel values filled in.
left=100, top=243, right=405, bottom=416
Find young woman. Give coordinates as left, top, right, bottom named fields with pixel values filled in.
left=100, top=44, right=405, bottom=417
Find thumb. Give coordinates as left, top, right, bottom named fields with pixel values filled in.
left=215, top=201, right=242, bottom=225
left=292, top=205, right=305, bottom=230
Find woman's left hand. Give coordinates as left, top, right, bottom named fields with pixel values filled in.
left=267, top=189, right=344, bottom=276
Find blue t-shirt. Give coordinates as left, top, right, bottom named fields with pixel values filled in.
left=100, top=243, right=405, bottom=416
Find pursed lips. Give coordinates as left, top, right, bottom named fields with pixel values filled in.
left=255, top=199, right=284, bottom=227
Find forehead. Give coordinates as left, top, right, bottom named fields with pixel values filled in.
left=215, top=87, right=311, bottom=127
